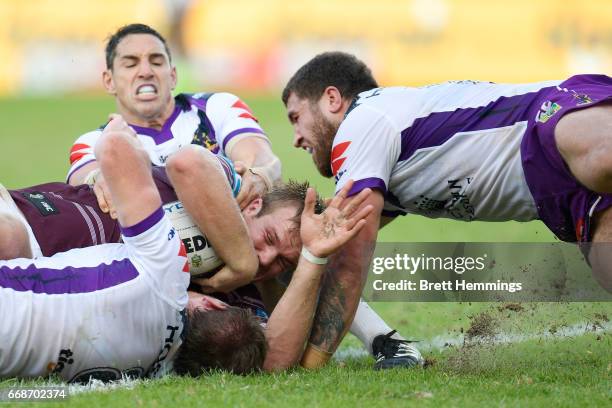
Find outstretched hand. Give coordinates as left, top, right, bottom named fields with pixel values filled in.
left=300, top=180, right=373, bottom=259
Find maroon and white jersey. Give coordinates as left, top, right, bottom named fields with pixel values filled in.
left=67, top=92, right=268, bottom=183
left=10, top=167, right=177, bottom=257
left=333, top=81, right=561, bottom=222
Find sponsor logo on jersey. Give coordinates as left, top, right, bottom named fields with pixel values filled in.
left=22, top=191, right=59, bottom=216
left=149, top=324, right=181, bottom=377
left=331, top=141, right=351, bottom=176
left=447, top=177, right=475, bottom=221
left=178, top=241, right=189, bottom=273
left=571, top=90, right=593, bottom=105
left=535, top=101, right=562, bottom=123
left=192, top=131, right=218, bottom=153
left=232, top=99, right=259, bottom=122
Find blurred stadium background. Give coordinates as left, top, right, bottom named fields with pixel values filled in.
left=0, top=3, right=611, bottom=403
left=2, top=0, right=611, bottom=241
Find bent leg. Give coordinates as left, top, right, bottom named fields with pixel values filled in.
left=94, top=115, right=160, bottom=227
left=588, top=206, right=612, bottom=292
left=555, top=103, right=612, bottom=193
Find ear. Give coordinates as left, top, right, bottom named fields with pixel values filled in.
left=242, top=197, right=263, bottom=217
left=170, top=65, right=177, bottom=91
left=322, top=86, right=344, bottom=114
left=102, top=69, right=116, bottom=95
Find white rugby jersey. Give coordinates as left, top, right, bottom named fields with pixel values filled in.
left=67, top=92, right=268, bottom=182
left=333, top=80, right=561, bottom=221
left=0, top=208, right=190, bottom=383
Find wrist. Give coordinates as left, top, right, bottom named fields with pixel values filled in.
left=300, top=246, right=328, bottom=265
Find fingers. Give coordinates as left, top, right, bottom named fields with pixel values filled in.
left=192, top=277, right=216, bottom=294
left=343, top=204, right=374, bottom=231
left=93, top=179, right=110, bottom=214
left=328, top=179, right=354, bottom=208
left=341, top=188, right=372, bottom=218
left=302, top=187, right=316, bottom=217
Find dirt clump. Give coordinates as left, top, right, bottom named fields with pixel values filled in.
left=497, top=303, right=524, bottom=313
left=465, top=312, right=498, bottom=340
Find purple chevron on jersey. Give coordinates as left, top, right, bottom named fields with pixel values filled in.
left=0, top=258, right=139, bottom=294
left=130, top=105, right=181, bottom=145
left=398, top=89, right=551, bottom=162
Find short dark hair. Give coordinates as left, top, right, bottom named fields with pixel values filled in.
left=282, top=51, right=378, bottom=105
left=174, top=308, right=266, bottom=376
left=259, top=180, right=325, bottom=231
left=105, top=23, right=172, bottom=69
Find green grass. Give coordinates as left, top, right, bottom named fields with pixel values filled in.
left=0, top=95, right=610, bottom=407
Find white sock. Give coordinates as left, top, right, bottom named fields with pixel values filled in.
left=349, top=299, right=404, bottom=355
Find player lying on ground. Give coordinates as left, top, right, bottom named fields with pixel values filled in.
left=64, top=22, right=418, bottom=370
left=0, top=135, right=415, bottom=367
left=0, top=115, right=373, bottom=382
left=282, top=51, right=612, bottom=368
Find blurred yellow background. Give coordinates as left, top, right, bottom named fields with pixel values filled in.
left=0, top=0, right=611, bottom=95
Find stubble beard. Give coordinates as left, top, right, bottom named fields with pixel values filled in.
left=311, top=109, right=338, bottom=178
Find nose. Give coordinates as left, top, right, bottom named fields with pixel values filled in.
left=257, top=245, right=277, bottom=268
left=293, top=130, right=304, bottom=148
left=137, top=61, right=154, bottom=78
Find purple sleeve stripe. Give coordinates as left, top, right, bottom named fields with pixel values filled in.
left=0, top=259, right=139, bottom=294
left=120, top=207, right=164, bottom=238
left=66, top=158, right=96, bottom=183
left=222, top=128, right=266, bottom=151
left=345, top=177, right=387, bottom=197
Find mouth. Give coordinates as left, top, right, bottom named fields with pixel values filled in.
left=135, top=84, right=158, bottom=100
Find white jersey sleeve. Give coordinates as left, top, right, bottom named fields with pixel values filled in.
left=333, top=104, right=401, bottom=197
left=204, top=92, right=269, bottom=156
left=67, top=129, right=103, bottom=183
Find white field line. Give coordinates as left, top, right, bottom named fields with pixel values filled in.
left=22, top=320, right=611, bottom=395
left=334, top=319, right=612, bottom=361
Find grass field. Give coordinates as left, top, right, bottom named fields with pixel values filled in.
left=0, top=95, right=610, bottom=407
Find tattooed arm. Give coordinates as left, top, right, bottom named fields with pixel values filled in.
left=264, top=182, right=374, bottom=371
left=301, top=190, right=384, bottom=367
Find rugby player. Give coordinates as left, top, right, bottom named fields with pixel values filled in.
left=0, top=115, right=265, bottom=382
left=281, top=51, right=612, bottom=368
left=67, top=23, right=281, bottom=292
left=0, top=115, right=375, bottom=381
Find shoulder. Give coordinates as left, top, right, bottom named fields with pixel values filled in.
left=74, top=128, right=103, bottom=143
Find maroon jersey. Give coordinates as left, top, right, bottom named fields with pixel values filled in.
left=10, top=167, right=177, bottom=257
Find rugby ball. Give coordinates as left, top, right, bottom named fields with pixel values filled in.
left=163, top=201, right=223, bottom=277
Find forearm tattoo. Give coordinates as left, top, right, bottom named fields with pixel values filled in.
left=309, top=270, right=346, bottom=351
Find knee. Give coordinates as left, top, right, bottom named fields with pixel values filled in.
left=0, top=213, right=32, bottom=259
